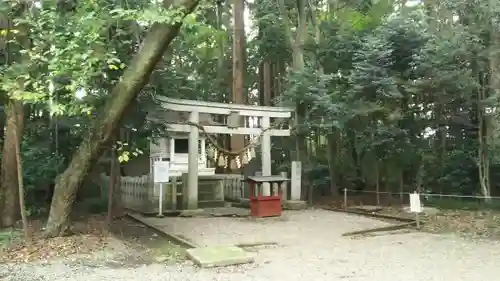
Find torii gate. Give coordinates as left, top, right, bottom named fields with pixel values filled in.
left=153, top=96, right=293, bottom=209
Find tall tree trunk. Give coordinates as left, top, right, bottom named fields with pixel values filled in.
left=13, top=101, right=29, bottom=241
left=44, top=0, right=200, bottom=237
left=230, top=0, right=246, bottom=172
left=277, top=0, right=309, bottom=199
left=477, top=0, right=498, bottom=203
left=326, top=129, right=340, bottom=196
left=1, top=99, right=24, bottom=228
left=478, top=86, right=490, bottom=202
left=261, top=61, right=273, bottom=106
left=0, top=6, right=12, bottom=229
left=214, top=0, right=229, bottom=171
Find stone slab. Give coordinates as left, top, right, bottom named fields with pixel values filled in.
left=179, top=209, right=205, bottom=217
left=186, top=246, right=254, bottom=268
left=283, top=200, right=307, bottom=210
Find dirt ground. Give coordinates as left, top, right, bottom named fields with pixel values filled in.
left=0, top=214, right=186, bottom=265
left=2, top=210, right=500, bottom=281
left=319, top=194, right=500, bottom=239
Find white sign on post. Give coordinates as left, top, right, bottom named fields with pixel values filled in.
left=409, top=192, right=422, bottom=213
left=409, top=191, right=422, bottom=229
left=153, top=161, right=170, bottom=183
left=153, top=161, right=169, bottom=217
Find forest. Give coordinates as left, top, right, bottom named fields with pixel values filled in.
left=1, top=0, right=500, bottom=238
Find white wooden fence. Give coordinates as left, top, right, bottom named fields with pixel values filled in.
left=101, top=173, right=246, bottom=213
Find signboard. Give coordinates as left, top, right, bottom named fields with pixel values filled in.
left=153, top=161, right=170, bottom=183
left=409, top=192, right=422, bottom=213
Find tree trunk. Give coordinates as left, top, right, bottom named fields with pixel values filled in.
left=44, top=0, right=200, bottom=237
left=230, top=0, right=246, bottom=172
left=261, top=60, right=273, bottom=106
left=1, top=99, right=24, bottom=228
left=214, top=0, right=229, bottom=172
left=326, top=128, right=339, bottom=196
left=106, top=145, right=118, bottom=227
left=478, top=85, right=491, bottom=202
left=277, top=0, right=309, bottom=199
left=13, top=101, right=29, bottom=241
left=0, top=6, right=12, bottom=229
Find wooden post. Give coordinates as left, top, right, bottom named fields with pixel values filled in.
left=187, top=111, right=199, bottom=209
left=344, top=188, right=347, bottom=210
left=171, top=176, right=178, bottom=211
left=261, top=116, right=271, bottom=196
left=182, top=173, right=189, bottom=209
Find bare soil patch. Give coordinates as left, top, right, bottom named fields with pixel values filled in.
left=0, top=214, right=186, bottom=266
left=318, top=195, right=500, bottom=239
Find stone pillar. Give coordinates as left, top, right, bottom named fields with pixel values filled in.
left=169, top=137, right=175, bottom=163
left=290, top=161, right=301, bottom=201
left=280, top=171, right=288, bottom=200
left=261, top=116, right=271, bottom=196
left=283, top=161, right=307, bottom=210
left=187, top=111, right=199, bottom=209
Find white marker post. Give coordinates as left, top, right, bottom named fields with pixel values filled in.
left=153, top=161, right=170, bottom=217
left=409, top=191, right=422, bottom=228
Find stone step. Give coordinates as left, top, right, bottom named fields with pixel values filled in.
left=186, top=246, right=255, bottom=268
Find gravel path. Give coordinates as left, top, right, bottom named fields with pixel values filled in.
left=2, top=209, right=500, bottom=281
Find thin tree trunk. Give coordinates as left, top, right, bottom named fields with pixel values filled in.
left=107, top=145, right=118, bottom=227
left=478, top=85, right=491, bottom=202
left=399, top=168, right=404, bottom=204
left=375, top=161, right=380, bottom=205
left=44, top=0, right=200, bottom=237
left=326, top=129, right=339, bottom=196
left=13, top=101, right=29, bottom=241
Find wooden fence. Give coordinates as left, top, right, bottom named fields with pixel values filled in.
left=101, top=173, right=245, bottom=214
left=219, top=174, right=244, bottom=202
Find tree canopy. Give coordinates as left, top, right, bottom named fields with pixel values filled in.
left=1, top=0, right=500, bottom=235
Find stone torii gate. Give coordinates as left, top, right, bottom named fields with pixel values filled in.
left=153, top=96, right=293, bottom=209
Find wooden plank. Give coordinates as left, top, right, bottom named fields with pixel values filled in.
left=321, top=207, right=416, bottom=223
left=342, top=222, right=417, bottom=237
left=157, top=96, right=293, bottom=118
left=171, top=176, right=178, bottom=211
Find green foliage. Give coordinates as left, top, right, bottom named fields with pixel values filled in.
left=3, top=0, right=500, bottom=216
left=271, top=0, right=500, bottom=198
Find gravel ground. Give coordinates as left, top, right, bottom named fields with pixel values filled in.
left=2, top=209, right=500, bottom=281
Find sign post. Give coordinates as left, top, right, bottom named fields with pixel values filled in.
left=409, top=191, right=422, bottom=228
left=153, top=161, right=170, bottom=217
